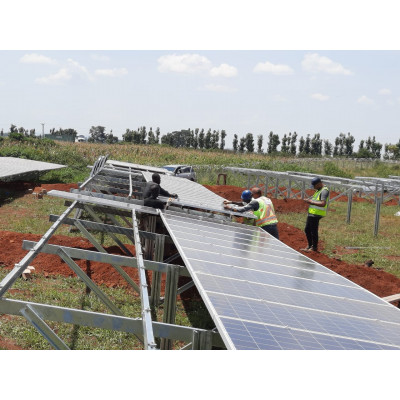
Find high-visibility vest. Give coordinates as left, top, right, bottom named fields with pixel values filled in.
left=308, top=187, right=329, bottom=217
left=253, top=196, right=278, bottom=226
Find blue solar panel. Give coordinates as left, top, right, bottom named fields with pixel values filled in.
left=162, top=211, right=400, bottom=350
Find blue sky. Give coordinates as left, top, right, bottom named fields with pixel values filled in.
left=1, top=1, right=400, bottom=150
left=1, top=50, right=399, bottom=148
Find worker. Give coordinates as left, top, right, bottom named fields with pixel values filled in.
left=143, top=173, right=178, bottom=210
left=301, top=177, right=329, bottom=252
left=143, top=173, right=178, bottom=200
left=224, top=187, right=279, bottom=239
left=143, top=182, right=165, bottom=209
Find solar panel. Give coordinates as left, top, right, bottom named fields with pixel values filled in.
left=141, top=171, right=254, bottom=219
left=161, top=210, right=400, bottom=350
left=0, top=157, right=65, bottom=182
left=106, top=160, right=168, bottom=175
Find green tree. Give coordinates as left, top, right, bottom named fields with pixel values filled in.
left=239, top=136, right=246, bottom=153
left=232, top=134, right=238, bottom=152
left=344, top=132, right=355, bottom=156
left=281, top=134, right=289, bottom=154
left=323, top=139, right=333, bottom=156
left=257, top=134, right=263, bottom=154
left=290, top=132, right=297, bottom=155
left=311, top=133, right=322, bottom=156
left=147, top=127, right=157, bottom=145
left=204, top=129, right=212, bottom=149
left=245, top=133, right=254, bottom=153
left=88, top=126, right=107, bottom=143
left=304, top=134, right=311, bottom=155
left=198, top=129, right=205, bottom=149
left=298, top=136, right=305, bottom=154
left=220, top=130, right=226, bottom=150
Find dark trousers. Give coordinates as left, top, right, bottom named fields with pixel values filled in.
left=261, top=223, right=279, bottom=240
left=304, top=215, right=321, bottom=250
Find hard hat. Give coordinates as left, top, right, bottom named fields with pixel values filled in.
left=311, top=177, right=322, bottom=186
left=241, top=189, right=252, bottom=202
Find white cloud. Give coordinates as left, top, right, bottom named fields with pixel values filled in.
left=95, top=68, right=128, bottom=77
left=379, top=88, right=391, bottom=95
left=357, top=95, right=374, bottom=105
left=35, top=68, right=71, bottom=85
left=35, top=59, right=93, bottom=85
left=302, top=53, right=352, bottom=75
left=158, top=54, right=212, bottom=74
left=209, top=63, right=237, bottom=78
left=202, top=84, right=236, bottom=92
left=20, top=53, right=56, bottom=65
left=253, top=61, right=294, bottom=75
left=311, top=93, right=329, bottom=101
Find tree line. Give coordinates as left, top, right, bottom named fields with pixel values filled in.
left=2, top=123, right=400, bottom=160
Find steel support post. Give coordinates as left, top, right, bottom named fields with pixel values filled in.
left=20, top=304, right=70, bottom=350
left=346, top=190, right=353, bottom=224
left=301, top=181, right=306, bottom=200
left=264, top=176, right=269, bottom=196
left=246, top=174, right=250, bottom=189
left=150, top=234, right=165, bottom=309
left=160, top=265, right=180, bottom=350
left=275, top=177, right=279, bottom=199
left=192, top=329, right=213, bottom=350
left=288, top=178, right=292, bottom=199
left=374, top=198, right=381, bottom=237
left=131, top=211, right=157, bottom=350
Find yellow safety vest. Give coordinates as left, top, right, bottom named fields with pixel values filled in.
left=254, top=196, right=278, bottom=226
left=308, top=187, right=329, bottom=217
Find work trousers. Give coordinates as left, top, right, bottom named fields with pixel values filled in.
left=261, top=223, right=279, bottom=240
left=304, top=215, right=322, bottom=250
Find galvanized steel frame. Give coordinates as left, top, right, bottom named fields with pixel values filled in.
left=0, top=156, right=225, bottom=350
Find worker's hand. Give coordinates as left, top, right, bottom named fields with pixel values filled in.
left=223, top=200, right=230, bottom=204
left=224, top=204, right=232, bottom=210
left=171, top=193, right=178, bottom=199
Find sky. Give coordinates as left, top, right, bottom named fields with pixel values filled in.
left=1, top=1, right=400, bottom=152
left=1, top=50, right=399, bottom=148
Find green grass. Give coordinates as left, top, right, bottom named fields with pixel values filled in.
left=2, top=137, right=400, bottom=185
left=278, top=199, right=400, bottom=277
left=0, top=268, right=205, bottom=350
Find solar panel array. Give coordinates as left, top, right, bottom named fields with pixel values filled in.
left=141, top=171, right=255, bottom=218
left=106, top=159, right=169, bottom=175
left=161, top=210, right=400, bottom=350
left=0, top=157, right=65, bottom=181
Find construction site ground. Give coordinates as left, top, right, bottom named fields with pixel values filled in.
left=1, top=182, right=400, bottom=350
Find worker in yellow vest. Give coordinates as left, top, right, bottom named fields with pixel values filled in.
left=301, top=177, right=329, bottom=252
left=224, top=187, right=279, bottom=239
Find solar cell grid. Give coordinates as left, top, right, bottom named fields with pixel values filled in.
left=161, top=211, right=400, bottom=350
left=187, top=258, right=362, bottom=287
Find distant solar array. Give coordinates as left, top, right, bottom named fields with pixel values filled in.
left=0, top=157, right=65, bottom=182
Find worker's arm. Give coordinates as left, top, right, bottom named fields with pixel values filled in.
left=305, top=189, right=329, bottom=207
left=224, top=199, right=259, bottom=213
left=159, top=186, right=178, bottom=198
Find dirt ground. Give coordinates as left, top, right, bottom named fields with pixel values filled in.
left=1, top=182, right=400, bottom=349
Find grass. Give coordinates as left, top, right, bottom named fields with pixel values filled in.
left=278, top=198, right=400, bottom=277
left=2, top=137, right=400, bottom=186
left=0, top=268, right=208, bottom=350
